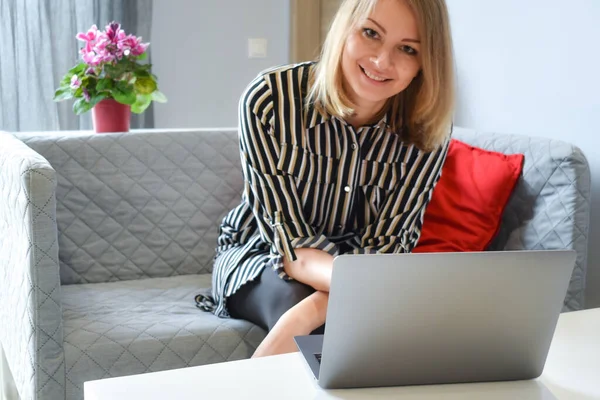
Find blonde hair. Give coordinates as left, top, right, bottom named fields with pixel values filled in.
left=307, top=0, right=455, bottom=151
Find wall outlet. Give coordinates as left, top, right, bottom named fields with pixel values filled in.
left=248, top=38, right=268, bottom=58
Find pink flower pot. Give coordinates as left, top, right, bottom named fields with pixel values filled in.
left=92, top=98, right=131, bottom=133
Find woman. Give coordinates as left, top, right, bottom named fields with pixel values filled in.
left=196, top=0, right=455, bottom=358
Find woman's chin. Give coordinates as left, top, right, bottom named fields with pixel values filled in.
left=352, top=88, right=389, bottom=105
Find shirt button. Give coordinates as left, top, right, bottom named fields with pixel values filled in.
left=351, top=143, right=357, bottom=150
left=344, top=186, right=351, bottom=192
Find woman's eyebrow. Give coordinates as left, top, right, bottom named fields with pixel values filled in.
left=367, top=17, right=421, bottom=43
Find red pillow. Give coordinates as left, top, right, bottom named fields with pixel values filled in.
left=413, top=139, right=524, bottom=253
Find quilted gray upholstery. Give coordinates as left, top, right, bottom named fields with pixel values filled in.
left=61, top=274, right=264, bottom=400
left=0, top=127, right=591, bottom=400
left=2, top=129, right=267, bottom=400
left=0, top=132, right=66, bottom=400
left=16, top=129, right=243, bottom=285
left=453, top=127, right=591, bottom=311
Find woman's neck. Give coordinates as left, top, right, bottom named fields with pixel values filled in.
left=346, top=101, right=387, bottom=129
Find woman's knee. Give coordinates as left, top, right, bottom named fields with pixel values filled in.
left=227, top=266, right=316, bottom=331
left=260, top=268, right=316, bottom=329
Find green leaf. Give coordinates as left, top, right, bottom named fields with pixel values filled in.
left=137, top=52, right=148, bottom=61
left=134, top=70, right=150, bottom=78
left=96, top=78, right=114, bottom=92
left=131, top=94, right=152, bottom=114
left=89, top=93, right=107, bottom=108
left=81, top=76, right=95, bottom=91
left=104, top=62, right=128, bottom=78
left=53, top=87, right=73, bottom=101
left=116, top=80, right=130, bottom=92
left=73, top=98, right=93, bottom=115
left=112, top=85, right=137, bottom=105
left=134, top=77, right=157, bottom=95
left=68, top=62, right=87, bottom=75
left=61, top=74, right=73, bottom=86
left=103, top=64, right=118, bottom=76
left=151, top=90, right=167, bottom=103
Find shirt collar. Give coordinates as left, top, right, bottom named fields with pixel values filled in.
left=305, top=102, right=393, bottom=131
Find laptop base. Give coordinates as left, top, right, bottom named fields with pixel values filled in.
left=294, top=334, right=324, bottom=380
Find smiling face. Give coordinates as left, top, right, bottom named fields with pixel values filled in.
left=341, top=0, right=422, bottom=117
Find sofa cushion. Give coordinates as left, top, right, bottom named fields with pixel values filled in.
left=61, top=274, right=266, bottom=400
left=414, top=139, right=524, bottom=253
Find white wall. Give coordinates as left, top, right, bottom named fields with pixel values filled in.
left=151, top=0, right=290, bottom=128
left=447, top=0, right=600, bottom=308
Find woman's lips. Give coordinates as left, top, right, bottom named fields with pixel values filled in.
left=360, top=65, right=391, bottom=83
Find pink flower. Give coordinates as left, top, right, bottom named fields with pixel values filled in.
left=105, top=22, right=122, bottom=42
left=82, top=51, right=99, bottom=66
left=76, top=22, right=151, bottom=67
left=116, top=31, right=127, bottom=42
left=100, top=53, right=116, bottom=64
left=115, top=35, right=146, bottom=57
left=76, top=25, right=99, bottom=43
left=70, top=75, right=81, bottom=89
left=132, top=41, right=149, bottom=56
left=117, top=36, right=134, bottom=51
left=94, top=35, right=111, bottom=53
left=84, top=41, right=94, bottom=54
left=82, top=88, right=91, bottom=102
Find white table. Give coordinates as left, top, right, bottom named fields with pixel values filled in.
left=84, top=308, right=600, bottom=400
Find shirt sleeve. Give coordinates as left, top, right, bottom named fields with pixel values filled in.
left=349, top=136, right=451, bottom=255
left=238, top=76, right=339, bottom=279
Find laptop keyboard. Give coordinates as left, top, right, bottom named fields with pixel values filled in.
left=314, top=353, right=322, bottom=364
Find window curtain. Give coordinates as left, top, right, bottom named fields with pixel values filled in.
left=0, top=0, right=154, bottom=132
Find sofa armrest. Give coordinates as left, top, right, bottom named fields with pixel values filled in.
left=0, top=132, right=65, bottom=400
left=453, top=127, right=592, bottom=311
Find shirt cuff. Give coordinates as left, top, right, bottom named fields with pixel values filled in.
left=268, top=234, right=340, bottom=280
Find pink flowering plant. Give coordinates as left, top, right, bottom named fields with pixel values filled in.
left=54, top=22, right=166, bottom=114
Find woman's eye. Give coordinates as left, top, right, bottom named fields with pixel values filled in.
left=362, top=28, right=379, bottom=39
left=399, top=45, right=418, bottom=55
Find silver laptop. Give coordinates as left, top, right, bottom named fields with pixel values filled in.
left=294, top=250, right=576, bottom=390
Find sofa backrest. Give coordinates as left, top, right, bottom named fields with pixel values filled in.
left=15, top=127, right=591, bottom=311
left=16, top=129, right=243, bottom=285
left=453, top=127, right=591, bottom=311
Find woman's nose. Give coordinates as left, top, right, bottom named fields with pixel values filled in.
left=369, top=50, right=391, bottom=70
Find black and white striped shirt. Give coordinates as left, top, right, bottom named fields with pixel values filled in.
left=198, top=62, right=450, bottom=318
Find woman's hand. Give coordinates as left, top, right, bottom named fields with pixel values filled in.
left=283, top=248, right=334, bottom=292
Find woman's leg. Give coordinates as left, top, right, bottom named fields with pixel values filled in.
left=228, top=265, right=324, bottom=332
left=251, top=290, right=328, bottom=357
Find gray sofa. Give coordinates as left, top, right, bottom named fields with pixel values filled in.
left=0, top=127, right=591, bottom=400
